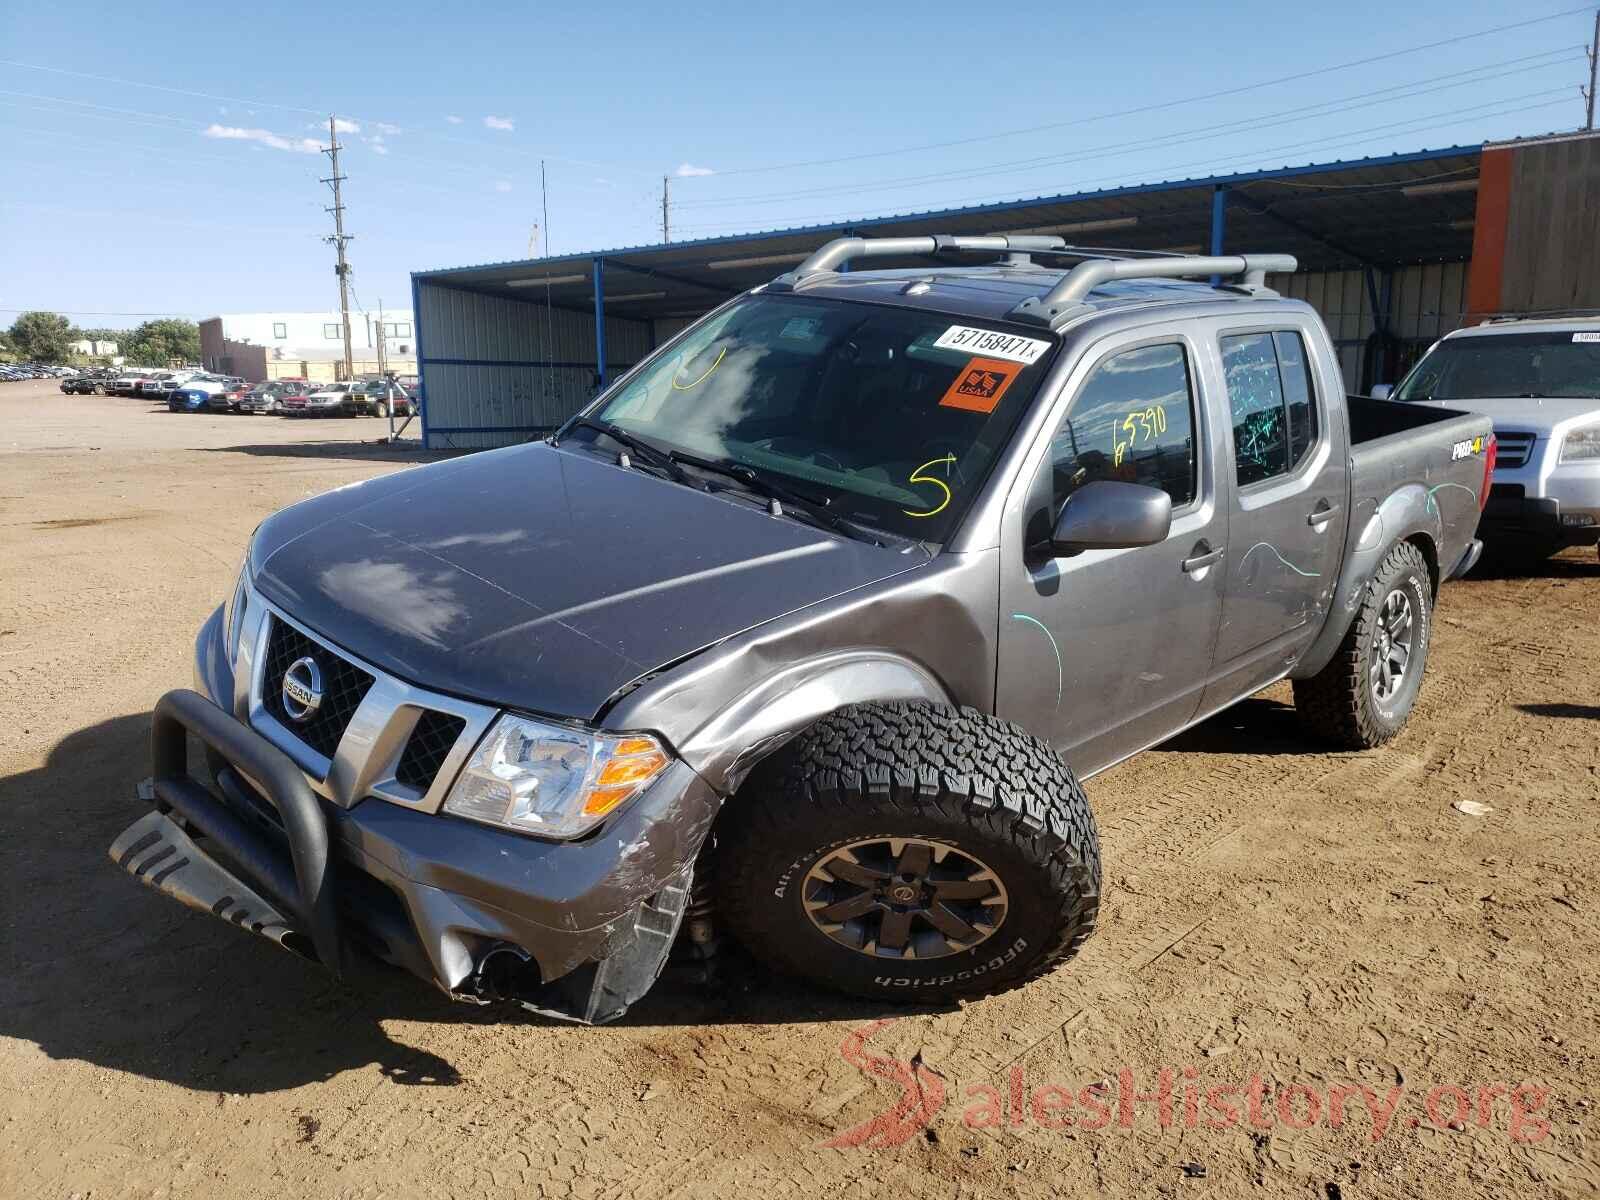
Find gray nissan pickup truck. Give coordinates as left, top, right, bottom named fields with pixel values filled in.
left=109, top=235, right=1493, bottom=1023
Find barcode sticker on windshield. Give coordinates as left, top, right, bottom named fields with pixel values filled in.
left=1573, top=332, right=1600, bottom=343
left=933, top=325, right=1051, bottom=364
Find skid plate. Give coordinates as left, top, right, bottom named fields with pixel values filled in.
left=109, top=809, right=303, bottom=951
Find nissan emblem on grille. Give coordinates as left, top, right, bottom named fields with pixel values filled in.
left=281, top=656, right=324, bottom=722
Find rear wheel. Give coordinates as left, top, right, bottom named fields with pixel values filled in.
left=373, top=400, right=389, bottom=418
left=717, top=702, right=1100, bottom=1003
left=1293, top=540, right=1432, bottom=749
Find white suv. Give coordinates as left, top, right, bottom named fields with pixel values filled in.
left=1382, top=317, right=1600, bottom=564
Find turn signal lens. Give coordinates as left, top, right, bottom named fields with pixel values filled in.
left=581, top=785, right=637, bottom=817
left=596, top=749, right=670, bottom=787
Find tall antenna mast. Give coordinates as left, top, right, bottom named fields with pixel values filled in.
left=661, top=174, right=671, bottom=243
left=321, top=114, right=355, bottom=380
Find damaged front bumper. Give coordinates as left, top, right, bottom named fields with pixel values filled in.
left=110, top=618, right=720, bottom=1023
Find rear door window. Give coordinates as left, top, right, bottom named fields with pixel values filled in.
left=1220, top=330, right=1320, bottom=486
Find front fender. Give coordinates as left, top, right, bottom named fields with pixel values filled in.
left=1293, top=483, right=1440, bottom=680
left=677, top=650, right=952, bottom=794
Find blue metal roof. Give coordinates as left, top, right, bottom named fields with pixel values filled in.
left=412, top=143, right=1485, bottom=280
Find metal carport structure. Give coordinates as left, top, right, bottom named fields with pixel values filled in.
left=411, top=143, right=1489, bottom=450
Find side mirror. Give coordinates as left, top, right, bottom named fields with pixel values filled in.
left=1051, top=480, right=1173, bottom=555
left=1370, top=383, right=1393, bottom=400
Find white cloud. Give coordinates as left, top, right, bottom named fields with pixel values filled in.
left=674, top=162, right=715, bottom=177
left=203, top=124, right=322, bottom=154
left=446, top=115, right=463, bottom=124
left=494, top=180, right=513, bottom=193
left=372, top=143, right=390, bottom=156
left=483, top=115, right=515, bottom=131
left=373, top=121, right=402, bottom=135
left=333, top=118, right=361, bottom=133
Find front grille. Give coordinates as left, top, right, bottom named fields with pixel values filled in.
left=261, top=616, right=375, bottom=760
left=395, top=710, right=467, bottom=791
left=1494, top=430, right=1536, bottom=469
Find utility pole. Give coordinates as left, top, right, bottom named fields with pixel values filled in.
left=321, top=115, right=355, bottom=380
left=1585, top=8, right=1599, bottom=130
left=661, top=174, right=671, bottom=243
left=375, top=299, right=387, bottom=378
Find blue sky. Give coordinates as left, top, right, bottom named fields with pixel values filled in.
left=1, top=1, right=1594, bottom=328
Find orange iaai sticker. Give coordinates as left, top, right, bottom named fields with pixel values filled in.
left=938, top=356, right=1021, bottom=413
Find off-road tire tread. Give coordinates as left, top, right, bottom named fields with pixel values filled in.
left=1292, top=540, right=1431, bottom=750
left=717, top=701, right=1100, bottom=1001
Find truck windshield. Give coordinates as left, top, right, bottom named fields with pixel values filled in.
left=578, top=294, right=1057, bottom=542
left=1394, top=331, right=1600, bottom=402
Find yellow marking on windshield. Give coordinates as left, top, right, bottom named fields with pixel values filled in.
left=903, top=454, right=956, bottom=518
left=672, top=346, right=726, bottom=391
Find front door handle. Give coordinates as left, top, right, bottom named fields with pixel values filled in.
left=1307, top=501, right=1340, bottom=526
left=1181, top=543, right=1225, bottom=573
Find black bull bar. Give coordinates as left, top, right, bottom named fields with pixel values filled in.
left=141, top=688, right=342, bottom=973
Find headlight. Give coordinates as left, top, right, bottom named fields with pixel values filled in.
left=443, top=714, right=672, bottom=839
left=1559, top=423, right=1600, bottom=463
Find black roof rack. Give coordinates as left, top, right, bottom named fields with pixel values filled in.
left=768, top=234, right=1298, bottom=329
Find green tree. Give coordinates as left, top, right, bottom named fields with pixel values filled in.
left=7, top=311, right=76, bottom=363
left=124, top=318, right=201, bottom=366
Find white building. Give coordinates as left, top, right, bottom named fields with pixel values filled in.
left=199, top=310, right=416, bottom=382
left=69, top=338, right=119, bottom=357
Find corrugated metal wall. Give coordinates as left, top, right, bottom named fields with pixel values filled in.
left=1273, top=261, right=1469, bottom=390
left=1500, top=135, right=1600, bottom=315
left=416, top=283, right=652, bottom=450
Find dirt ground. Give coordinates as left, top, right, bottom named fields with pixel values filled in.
left=2, top=378, right=1597, bottom=1199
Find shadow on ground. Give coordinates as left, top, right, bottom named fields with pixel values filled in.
left=0, top=713, right=901, bottom=1097
left=1157, top=695, right=1332, bottom=757
left=1461, top=548, right=1600, bottom=582
left=1515, top=702, right=1600, bottom=720
left=199, top=440, right=457, bottom=465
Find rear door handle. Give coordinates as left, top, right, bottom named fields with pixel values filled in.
left=1307, top=501, right=1340, bottom=526
left=1182, top=544, right=1225, bottom=573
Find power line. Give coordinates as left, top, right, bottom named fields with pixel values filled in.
left=0, top=59, right=324, bottom=115
left=684, top=5, right=1596, bottom=180
left=673, top=92, right=1575, bottom=236
left=677, top=48, right=1579, bottom=211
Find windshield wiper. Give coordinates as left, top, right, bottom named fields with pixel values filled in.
left=668, top=449, right=887, bottom=547
left=564, top=417, right=699, bottom=489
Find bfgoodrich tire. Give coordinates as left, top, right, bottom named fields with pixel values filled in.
left=716, top=702, right=1100, bottom=1004
left=1293, top=540, right=1433, bottom=749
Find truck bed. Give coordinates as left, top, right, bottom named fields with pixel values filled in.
left=1343, top=393, right=1492, bottom=579
left=1346, top=393, right=1472, bottom=445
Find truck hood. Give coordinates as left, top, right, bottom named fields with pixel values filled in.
left=250, top=442, right=927, bottom=720
left=1404, top=395, right=1600, bottom=430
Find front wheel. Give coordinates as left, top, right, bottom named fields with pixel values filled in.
left=717, top=702, right=1100, bottom=1003
left=373, top=400, right=388, bottom=418
left=1293, top=540, right=1433, bottom=749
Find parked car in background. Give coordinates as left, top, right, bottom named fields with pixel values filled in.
left=169, top=376, right=230, bottom=412
left=1381, top=316, right=1600, bottom=564
left=205, top=378, right=253, bottom=412
left=239, top=379, right=309, bottom=415
left=356, top=377, right=415, bottom=417
left=286, top=380, right=361, bottom=417
left=60, top=373, right=108, bottom=395
left=136, top=372, right=174, bottom=398
left=111, top=370, right=153, bottom=396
